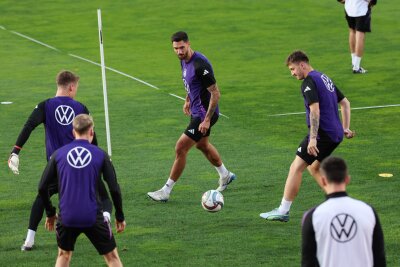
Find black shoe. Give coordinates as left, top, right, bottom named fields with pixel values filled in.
left=353, top=67, right=367, bottom=74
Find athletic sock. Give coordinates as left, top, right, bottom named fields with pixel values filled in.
left=351, top=53, right=356, bottom=67
left=215, top=163, right=229, bottom=178
left=161, top=178, right=175, bottom=194
left=353, top=56, right=361, bottom=70
left=278, top=198, right=292, bottom=214
left=25, top=229, right=36, bottom=246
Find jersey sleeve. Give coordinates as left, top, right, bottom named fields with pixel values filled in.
left=301, top=207, right=319, bottom=267
left=12, top=101, right=46, bottom=154
left=102, top=152, right=125, bottom=222
left=302, top=77, right=319, bottom=105
left=371, top=207, right=387, bottom=266
left=38, top=151, right=58, bottom=217
left=194, top=58, right=216, bottom=88
left=335, top=87, right=345, bottom=102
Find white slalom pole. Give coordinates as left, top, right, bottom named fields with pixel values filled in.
left=97, top=9, right=112, bottom=157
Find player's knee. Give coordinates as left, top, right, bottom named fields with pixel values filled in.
left=175, top=143, right=190, bottom=156
left=195, top=142, right=207, bottom=151
left=104, top=249, right=122, bottom=266
left=58, top=249, right=72, bottom=261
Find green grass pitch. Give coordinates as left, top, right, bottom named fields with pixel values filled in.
left=0, top=1, right=399, bottom=266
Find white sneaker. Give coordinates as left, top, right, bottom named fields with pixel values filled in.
left=21, top=241, right=34, bottom=251
left=216, top=172, right=236, bottom=192
left=147, top=189, right=170, bottom=202
left=260, top=208, right=290, bottom=222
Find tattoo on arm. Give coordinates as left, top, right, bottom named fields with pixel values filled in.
left=205, top=84, right=220, bottom=120
left=309, top=110, right=319, bottom=139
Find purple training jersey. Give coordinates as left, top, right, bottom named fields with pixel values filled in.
left=55, top=139, right=105, bottom=228
left=44, top=96, right=87, bottom=160
left=180, top=52, right=219, bottom=120
left=302, top=70, right=344, bottom=143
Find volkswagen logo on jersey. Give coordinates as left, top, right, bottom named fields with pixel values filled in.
left=67, top=146, right=92, bottom=169
left=321, top=74, right=335, bottom=93
left=55, top=105, right=75, bottom=125
left=330, top=213, right=357, bottom=243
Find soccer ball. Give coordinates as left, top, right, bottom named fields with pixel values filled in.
left=201, top=190, right=224, bottom=212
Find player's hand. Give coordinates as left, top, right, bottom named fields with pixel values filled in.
left=45, top=214, right=57, bottom=231
left=307, top=138, right=319, bottom=157
left=116, top=220, right=126, bottom=233
left=183, top=101, right=191, bottom=116
left=344, top=128, right=355, bottom=139
left=198, top=119, right=210, bottom=135
left=8, top=153, right=20, bottom=175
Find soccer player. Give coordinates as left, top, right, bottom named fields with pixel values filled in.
left=302, top=156, right=386, bottom=267
left=39, top=114, right=126, bottom=267
left=8, top=70, right=112, bottom=250
left=147, top=31, right=236, bottom=202
left=260, top=50, right=354, bottom=222
left=338, top=0, right=378, bottom=73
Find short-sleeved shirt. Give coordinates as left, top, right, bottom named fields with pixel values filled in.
left=345, top=0, right=370, bottom=17
left=180, top=52, right=219, bottom=120
left=301, top=70, right=345, bottom=143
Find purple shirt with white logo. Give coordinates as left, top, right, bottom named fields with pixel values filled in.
left=55, top=140, right=105, bottom=227
left=44, top=96, right=86, bottom=159
left=301, top=70, right=344, bottom=143
left=39, top=140, right=125, bottom=228
left=181, top=52, right=219, bottom=120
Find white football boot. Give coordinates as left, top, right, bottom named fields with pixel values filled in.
left=147, top=189, right=170, bottom=202
left=216, top=172, right=236, bottom=192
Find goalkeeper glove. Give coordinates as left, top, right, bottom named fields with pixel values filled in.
left=8, top=153, right=19, bottom=174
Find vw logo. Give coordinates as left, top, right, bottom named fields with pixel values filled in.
left=67, top=146, right=92, bottom=169
left=55, top=105, right=75, bottom=125
left=330, top=213, right=357, bottom=243
left=321, top=74, right=335, bottom=93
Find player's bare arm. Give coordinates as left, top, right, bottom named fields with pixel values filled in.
left=199, top=83, right=220, bottom=134
left=339, top=97, right=355, bottom=138
left=308, top=103, right=320, bottom=157
left=183, top=95, right=191, bottom=115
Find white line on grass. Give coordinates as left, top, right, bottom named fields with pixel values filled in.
left=269, top=104, right=400, bottom=117
left=69, top=54, right=159, bottom=90
left=169, top=93, right=186, bottom=100
left=10, top=31, right=59, bottom=51
left=5, top=28, right=231, bottom=118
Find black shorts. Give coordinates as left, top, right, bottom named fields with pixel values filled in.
left=184, top=113, right=219, bottom=142
left=345, top=9, right=371, bottom=32
left=296, top=133, right=341, bottom=165
left=56, top=216, right=116, bottom=255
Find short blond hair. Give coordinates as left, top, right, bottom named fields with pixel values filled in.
left=73, top=114, right=94, bottom=135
